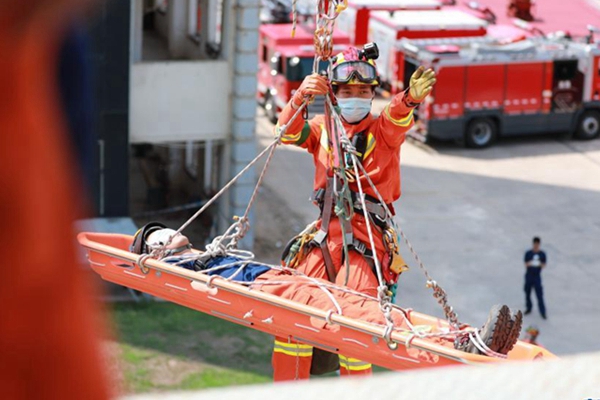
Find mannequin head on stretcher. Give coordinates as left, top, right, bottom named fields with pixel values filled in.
left=146, top=228, right=192, bottom=255
left=130, top=222, right=272, bottom=280
left=131, top=222, right=193, bottom=257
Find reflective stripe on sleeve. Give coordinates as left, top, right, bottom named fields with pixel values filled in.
left=383, top=106, right=414, bottom=127
left=363, top=132, right=375, bottom=160
left=338, top=355, right=372, bottom=371
left=276, top=122, right=311, bottom=146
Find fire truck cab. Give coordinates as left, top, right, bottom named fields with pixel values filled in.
left=257, top=24, right=350, bottom=123
left=396, top=36, right=600, bottom=147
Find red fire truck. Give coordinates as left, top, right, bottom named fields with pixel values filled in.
left=335, top=0, right=442, bottom=46
left=394, top=36, right=600, bottom=147
left=368, top=9, right=489, bottom=91
left=257, top=23, right=350, bottom=123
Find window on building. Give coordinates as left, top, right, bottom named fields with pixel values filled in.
left=206, top=0, right=224, bottom=59
left=188, top=0, right=224, bottom=58
left=157, top=0, right=168, bottom=15
left=188, top=0, right=202, bottom=43
left=261, top=44, right=268, bottom=63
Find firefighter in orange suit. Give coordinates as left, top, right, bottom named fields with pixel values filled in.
left=271, top=45, right=436, bottom=381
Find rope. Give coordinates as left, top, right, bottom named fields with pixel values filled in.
left=151, top=98, right=309, bottom=257
left=155, top=244, right=466, bottom=344
left=143, top=0, right=463, bottom=343
left=323, top=97, right=387, bottom=287
left=353, top=160, right=462, bottom=330
left=291, top=0, right=297, bottom=38
left=470, top=330, right=508, bottom=359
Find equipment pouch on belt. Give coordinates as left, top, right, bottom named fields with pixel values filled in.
left=281, top=222, right=318, bottom=269
left=382, top=227, right=409, bottom=285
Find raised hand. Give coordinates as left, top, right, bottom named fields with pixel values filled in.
left=409, top=66, right=436, bottom=103
left=293, top=74, right=330, bottom=107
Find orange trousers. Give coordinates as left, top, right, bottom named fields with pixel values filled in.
left=271, top=231, right=380, bottom=381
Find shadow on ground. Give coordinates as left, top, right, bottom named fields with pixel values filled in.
left=424, top=133, right=600, bottom=161
left=391, top=164, right=600, bottom=356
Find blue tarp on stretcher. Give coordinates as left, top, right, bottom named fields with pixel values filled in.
left=204, top=256, right=271, bottom=282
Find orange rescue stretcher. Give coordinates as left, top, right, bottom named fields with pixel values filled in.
left=79, top=232, right=557, bottom=370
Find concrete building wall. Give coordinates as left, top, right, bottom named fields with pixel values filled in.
left=127, top=0, right=260, bottom=249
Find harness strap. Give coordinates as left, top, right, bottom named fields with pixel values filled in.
left=350, top=239, right=373, bottom=259
left=350, top=191, right=389, bottom=226
left=163, top=243, right=193, bottom=257
left=312, top=177, right=338, bottom=282
left=313, top=188, right=390, bottom=226
left=350, top=238, right=376, bottom=271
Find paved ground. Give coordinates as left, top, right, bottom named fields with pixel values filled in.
left=253, top=100, right=600, bottom=356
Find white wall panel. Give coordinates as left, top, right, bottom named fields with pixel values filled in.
left=130, top=61, right=231, bottom=143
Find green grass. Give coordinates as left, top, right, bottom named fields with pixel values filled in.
left=110, top=301, right=390, bottom=394
left=112, top=301, right=274, bottom=372
left=110, top=301, right=274, bottom=393
left=179, top=369, right=270, bottom=390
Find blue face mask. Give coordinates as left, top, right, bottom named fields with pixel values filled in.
left=336, top=97, right=372, bottom=123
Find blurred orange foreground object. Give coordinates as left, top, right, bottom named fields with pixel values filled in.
left=0, top=2, right=111, bottom=400
left=79, top=232, right=558, bottom=371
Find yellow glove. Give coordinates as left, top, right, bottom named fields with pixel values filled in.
left=409, top=66, right=436, bottom=103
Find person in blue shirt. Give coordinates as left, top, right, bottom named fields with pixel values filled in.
left=524, top=237, right=547, bottom=319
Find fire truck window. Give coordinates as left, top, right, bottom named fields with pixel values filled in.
left=286, top=58, right=328, bottom=81
left=270, top=54, right=283, bottom=74
left=553, top=60, right=578, bottom=81
left=262, top=45, right=268, bottom=62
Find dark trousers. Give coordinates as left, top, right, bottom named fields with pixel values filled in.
left=524, top=274, right=546, bottom=317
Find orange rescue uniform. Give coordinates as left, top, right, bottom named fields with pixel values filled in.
left=270, top=92, right=417, bottom=381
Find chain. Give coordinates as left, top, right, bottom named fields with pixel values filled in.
left=293, top=337, right=300, bottom=380
left=313, top=0, right=348, bottom=63
left=353, top=160, right=462, bottom=330
left=426, top=280, right=460, bottom=330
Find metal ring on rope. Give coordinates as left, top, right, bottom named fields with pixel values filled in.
left=382, top=325, right=398, bottom=350
left=325, top=309, right=335, bottom=325
left=136, top=254, right=152, bottom=275
left=206, top=274, right=218, bottom=289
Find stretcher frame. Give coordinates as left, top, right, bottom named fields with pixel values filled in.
left=79, top=232, right=557, bottom=371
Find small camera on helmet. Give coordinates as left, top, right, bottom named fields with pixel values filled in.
left=359, top=42, right=379, bottom=61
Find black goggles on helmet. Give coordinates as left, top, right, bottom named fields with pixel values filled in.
left=331, top=61, right=378, bottom=84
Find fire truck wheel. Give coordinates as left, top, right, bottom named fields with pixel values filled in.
left=465, top=118, right=497, bottom=149
left=575, top=110, right=600, bottom=140
left=265, top=94, right=279, bottom=124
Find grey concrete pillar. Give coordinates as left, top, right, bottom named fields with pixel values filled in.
left=228, top=0, right=260, bottom=250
